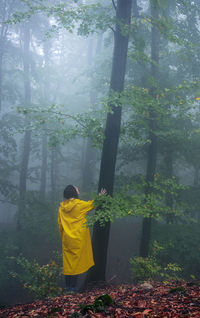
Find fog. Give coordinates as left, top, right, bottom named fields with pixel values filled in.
left=0, top=0, right=200, bottom=306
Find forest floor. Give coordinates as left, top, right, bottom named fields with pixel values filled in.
left=0, top=281, right=199, bottom=317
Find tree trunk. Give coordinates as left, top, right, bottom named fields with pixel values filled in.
left=164, top=146, right=174, bottom=223
left=18, top=23, right=32, bottom=229
left=40, top=41, right=51, bottom=198
left=50, top=147, right=58, bottom=202
left=0, top=51, right=3, bottom=112
left=82, top=36, right=103, bottom=193
left=0, top=0, right=9, bottom=112
left=0, top=1, right=6, bottom=112
left=82, top=38, right=95, bottom=192
left=87, top=0, right=132, bottom=283
left=194, top=166, right=199, bottom=187
left=139, top=0, right=160, bottom=258
left=40, top=134, right=48, bottom=198
left=132, top=0, right=140, bottom=17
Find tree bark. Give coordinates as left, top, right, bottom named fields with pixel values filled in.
left=139, top=0, right=160, bottom=258
left=87, top=0, right=132, bottom=283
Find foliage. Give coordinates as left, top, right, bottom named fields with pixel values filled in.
left=0, top=113, right=18, bottom=201
left=7, top=1, right=115, bottom=36
left=17, top=191, right=59, bottom=242
left=120, top=80, right=200, bottom=148
left=130, top=256, right=162, bottom=283
left=130, top=241, right=182, bottom=283
left=151, top=222, right=200, bottom=278
left=16, top=103, right=106, bottom=147
left=169, top=286, right=186, bottom=294
left=86, top=176, right=187, bottom=227
left=0, top=232, right=18, bottom=295
left=79, top=294, right=113, bottom=315
left=1, top=0, right=200, bottom=306
left=10, top=253, right=63, bottom=299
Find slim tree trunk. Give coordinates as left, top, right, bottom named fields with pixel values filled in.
left=40, top=134, right=48, bottom=197
left=40, top=40, right=51, bottom=198
left=132, top=0, right=140, bottom=17
left=0, top=0, right=9, bottom=112
left=0, top=1, right=6, bottom=112
left=18, top=23, right=32, bottom=229
left=95, top=33, right=103, bottom=54
left=82, top=36, right=103, bottom=192
left=194, top=166, right=199, bottom=187
left=0, top=51, right=3, bottom=112
left=87, top=0, right=132, bottom=283
left=139, top=0, right=160, bottom=257
left=164, top=145, right=174, bottom=223
left=160, top=2, right=174, bottom=223
left=82, top=38, right=95, bottom=192
left=50, top=147, right=58, bottom=202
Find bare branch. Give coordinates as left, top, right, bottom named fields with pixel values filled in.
left=109, top=25, right=115, bottom=34
left=112, top=0, right=116, bottom=11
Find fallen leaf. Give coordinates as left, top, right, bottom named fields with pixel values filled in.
left=137, top=299, right=147, bottom=308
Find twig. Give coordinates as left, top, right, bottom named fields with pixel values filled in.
left=26, top=108, right=88, bottom=129
left=112, top=0, right=117, bottom=11
left=109, top=25, right=115, bottom=34
left=108, top=275, right=117, bottom=282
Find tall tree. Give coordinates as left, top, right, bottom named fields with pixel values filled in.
left=40, top=135, right=48, bottom=197
left=40, top=39, right=51, bottom=198
left=139, top=0, right=160, bottom=257
left=18, top=22, right=32, bottom=229
left=87, top=0, right=132, bottom=283
left=0, top=0, right=15, bottom=112
left=50, top=146, right=58, bottom=202
left=82, top=35, right=103, bottom=192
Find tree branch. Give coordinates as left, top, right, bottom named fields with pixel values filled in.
left=109, top=25, right=115, bottom=34
left=112, top=0, right=116, bottom=11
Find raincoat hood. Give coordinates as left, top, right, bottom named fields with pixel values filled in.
left=60, top=199, right=77, bottom=213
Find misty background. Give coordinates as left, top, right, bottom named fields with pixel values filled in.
left=0, top=0, right=200, bottom=306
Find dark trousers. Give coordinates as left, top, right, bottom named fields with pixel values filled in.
left=65, top=275, right=78, bottom=291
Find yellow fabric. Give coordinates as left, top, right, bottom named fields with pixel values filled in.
left=58, top=198, right=95, bottom=275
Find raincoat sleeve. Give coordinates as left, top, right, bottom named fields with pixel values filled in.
left=58, top=209, right=63, bottom=238
left=78, top=200, right=95, bottom=217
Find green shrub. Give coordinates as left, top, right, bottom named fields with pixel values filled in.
left=130, top=241, right=182, bottom=283
left=151, top=223, right=200, bottom=278
left=130, top=256, right=161, bottom=282
left=10, top=253, right=63, bottom=299
left=0, top=232, right=18, bottom=298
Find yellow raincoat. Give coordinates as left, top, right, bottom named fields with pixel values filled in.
left=58, top=198, right=95, bottom=275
